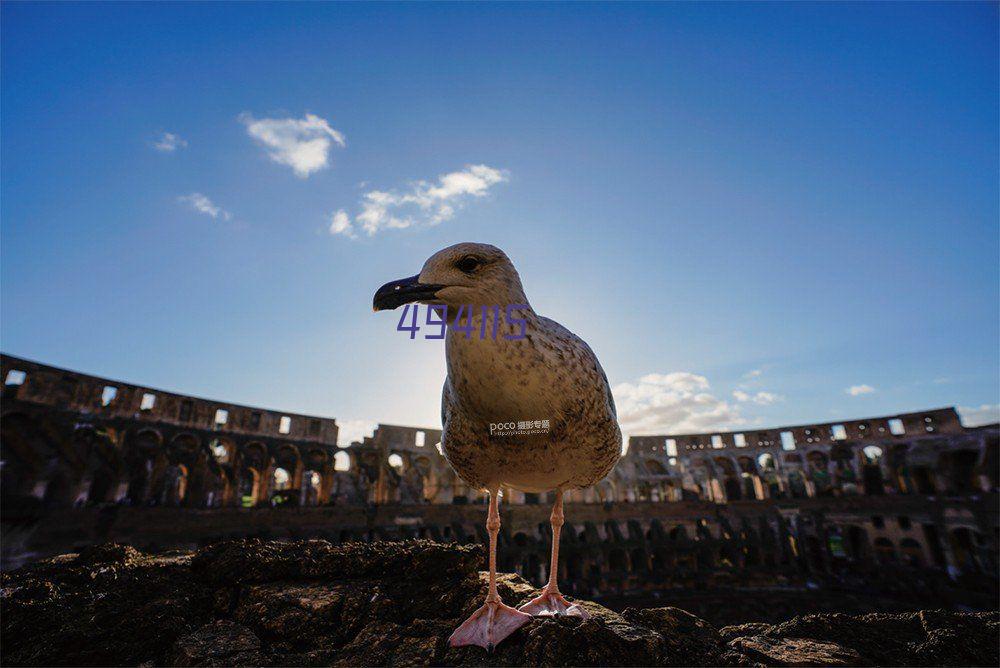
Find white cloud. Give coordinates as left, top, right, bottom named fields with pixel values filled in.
left=240, top=112, right=345, bottom=178
left=733, top=389, right=784, bottom=405
left=152, top=132, right=187, bottom=152
left=958, top=404, right=1000, bottom=427
left=335, top=164, right=508, bottom=238
left=846, top=384, right=876, bottom=396
left=742, top=368, right=763, bottom=380
left=178, top=193, right=231, bottom=220
left=336, top=419, right=378, bottom=446
left=752, top=391, right=783, bottom=405
left=612, top=372, right=744, bottom=436
left=328, top=209, right=355, bottom=238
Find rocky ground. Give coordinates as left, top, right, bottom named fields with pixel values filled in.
left=1, top=539, right=996, bottom=667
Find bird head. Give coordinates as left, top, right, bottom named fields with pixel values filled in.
left=373, top=242, right=529, bottom=312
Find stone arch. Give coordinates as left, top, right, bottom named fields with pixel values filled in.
left=300, top=449, right=329, bottom=506
left=940, top=450, right=980, bottom=495
left=873, top=537, right=897, bottom=564
left=859, top=445, right=886, bottom=495
left=948, top=527, right=981, bottom=574
left=806, top=450, right=832, bottom=496
left=899, top=538, right=924, bottom=567
left=0, top=412, right=49, bottom=499
left=737, top=455, right=762, bottom=500
left=238, top=441, right=269, bottom=507
left=713, top=456, right=741, bottom=501
left=162, top=462, right=188, bottom=506
left=125, top=428, right=163, bottom=505
left=608, top=547, right=628, bottom=573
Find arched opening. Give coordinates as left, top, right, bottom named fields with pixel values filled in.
left=209, top=439, right=232, bottom=464
left=873, top=537, right=897, bottom=564
left=948, top=527, right=981, bottom=574
left=737, top=456, right=761, bottom=500
left=714, top=457, right=741, bottom=501
left=126, top=429, right=162, bottom=505
left=608, top=548, right=628, bottom=573
left=860, top=446, right=885, bottom=495
left=910, top=466, right=936, bottom=494
left=757, top=452, right=782, bottom=498
left=0, top=413, right=49, bottom=501
left=899, top=538, right=924, bottom=567
left=270, top=467, right=293, bottom=506
left=807, top=451, right=832, bottom=496
left=941, top=450, right=979, bottom=495
left=238, top=467, right=261, bottom=507
left=162, top=463, right=188, bottom=506
left=630, top=548, right=649, bottom=573
left=301, top=470, right=322, bottom=506
left=787, top=469, right=808, bottom=498
left=334, top=450, right=351, bottom=471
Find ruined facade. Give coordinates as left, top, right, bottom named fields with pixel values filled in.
left=624, top=407, right=998, bottom=503
left=2, top=354, right=997, bottom=611
left=1, top=355, right=340, bottom=510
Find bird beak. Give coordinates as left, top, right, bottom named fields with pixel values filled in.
left=373, top=274, right=446, bottom=312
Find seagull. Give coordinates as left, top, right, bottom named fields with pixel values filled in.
left=374, top=242, right=622, bottom=651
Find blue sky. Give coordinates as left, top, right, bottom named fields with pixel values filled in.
left=2, top=2, right=998, bottom=443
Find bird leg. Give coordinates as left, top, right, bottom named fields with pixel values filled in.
left=449, top=490, right=531, bottom=650
left=518, top=490, right=589, bottom=618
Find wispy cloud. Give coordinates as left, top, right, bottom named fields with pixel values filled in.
left=240, top=112, right=345, bottom=178
left=152, top=132, right=187, bottom=152
left=733, top=389, right=784, bottom=405
left=958, top=404, right=1000, bottom=427
left=178, top=193, right=231, bottom=220
left=328, top=209, right=355, bottom=238
left=612, top=372, right=745, bottom=436
left=332, top=164, right=508, bottom=238
left=845, top=384, right=876, bottom=396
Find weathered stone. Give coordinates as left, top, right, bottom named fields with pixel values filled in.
left=730, top=636, right=864, bottom=666
left=168, top=620, right=267, bottom=667
left=720, top=622, right=771, bottom=642
left=623, top=606, right=726, bottom=666
left=2, top=539, right=996, bottom=667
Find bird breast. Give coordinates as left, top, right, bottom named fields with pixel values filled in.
left=444, top=311, right=611, bottom=426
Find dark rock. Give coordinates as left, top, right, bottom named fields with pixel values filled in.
left=75, top=542, right=144, bottom=568
left=2, top=539, right=996, bottom=667
left=622, top=606, right=725, bottom=665
left=168, top=620, right=268, bottom=667
left=730, top=636, right=863, bottom=666
left=720, top=622, right=771, bottom=642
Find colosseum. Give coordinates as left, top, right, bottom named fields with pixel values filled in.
left=2, top=353, right=997, bottom=620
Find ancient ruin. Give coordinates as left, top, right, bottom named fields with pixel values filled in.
left=2, top=353, right=997, bottom=618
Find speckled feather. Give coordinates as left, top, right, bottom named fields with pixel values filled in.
left=427, top=245, right=622, bottom=494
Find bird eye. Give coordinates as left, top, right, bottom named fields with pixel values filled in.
left=455, top=256, right=480, bottom=273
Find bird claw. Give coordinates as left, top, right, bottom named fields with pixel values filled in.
left=449, top=599, right=532, bottom=650
left=518, top=589, right=590, bottom=618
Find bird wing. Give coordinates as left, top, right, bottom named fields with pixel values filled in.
left=535, top=314, right=618, bottom=420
